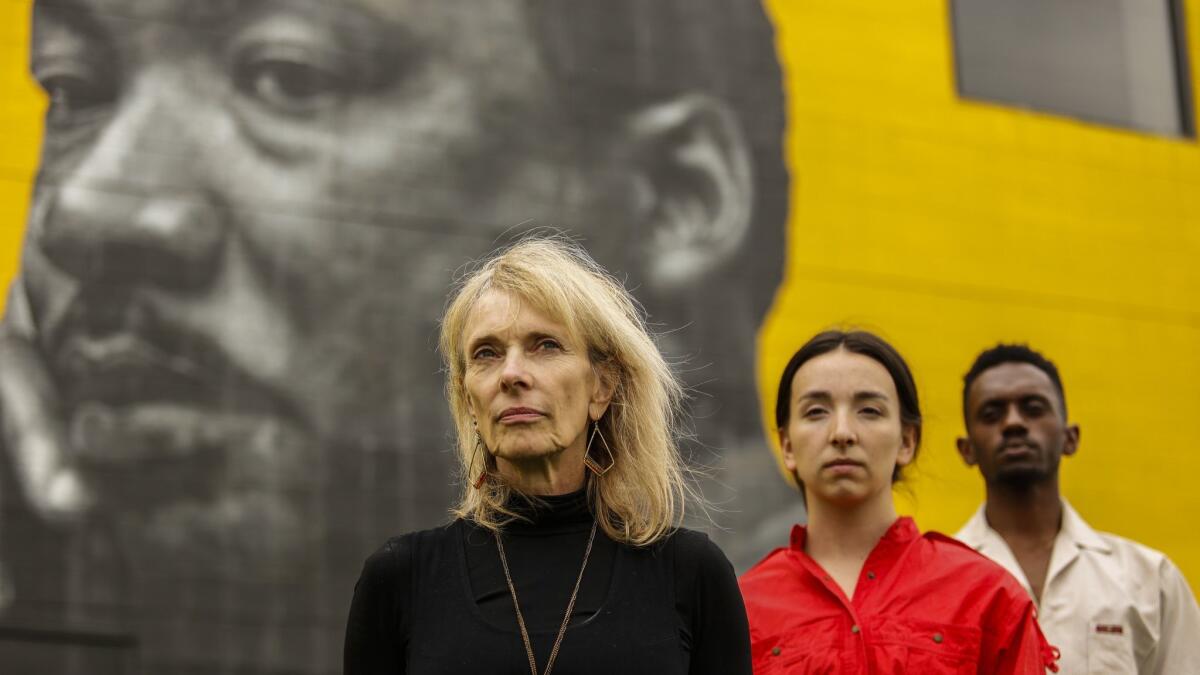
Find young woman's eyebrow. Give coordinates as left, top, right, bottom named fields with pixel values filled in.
left=798, top=390, right=888, bottom=402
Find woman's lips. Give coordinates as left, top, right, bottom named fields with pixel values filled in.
left=498, top=408, right=545, bottom=423
left=822, top=459, right=864, bottom=475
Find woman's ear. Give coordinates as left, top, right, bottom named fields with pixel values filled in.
left=778, top=427, right=797, bottom=472
left=620, top=94, right=753, bottom=291
left=897, top=425, right=918, bottom=467
left=588, top=366, right=617, bottom=421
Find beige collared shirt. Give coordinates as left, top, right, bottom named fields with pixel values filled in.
left=956, top=501, right=1200, bottom=674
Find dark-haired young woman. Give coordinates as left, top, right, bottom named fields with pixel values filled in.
left=739, top=330, right=1059, bottom=674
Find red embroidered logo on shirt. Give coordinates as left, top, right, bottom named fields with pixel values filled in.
left=1094, top=624, right=1124, bottom=635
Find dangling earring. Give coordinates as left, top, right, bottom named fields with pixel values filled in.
left=471, top=428, right=489, bottom=489
left=584, top=420, right=615, bottom=476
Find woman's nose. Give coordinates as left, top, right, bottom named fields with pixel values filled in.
left=499, top=350, right=532, bottom=389
left=829, top=409, right=857, bottom=448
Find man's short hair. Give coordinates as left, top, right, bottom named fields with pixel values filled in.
left=962, top=344, right=1068, bottom=419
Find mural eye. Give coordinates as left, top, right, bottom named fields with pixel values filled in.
left=39, top=71, right=113, bottom=125
left=234, top=51, right=346, bottom=114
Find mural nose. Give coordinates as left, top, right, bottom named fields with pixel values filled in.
left=35, top=82, right=226, bottom=291
left=39, top=183, right=224, bottom=290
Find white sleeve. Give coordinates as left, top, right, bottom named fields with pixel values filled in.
left=1146, top=558, right=1200, bottom=675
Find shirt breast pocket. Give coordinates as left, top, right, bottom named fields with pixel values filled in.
left=880, top=618, right=983, bottom=675
left=1087, top=621, right=1136, bottom=674
left=753, top=626, right=839, bottom=675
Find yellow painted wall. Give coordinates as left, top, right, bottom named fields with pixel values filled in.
left=2, top=0, right=1197, bottom=590
left=0, top=1, right=39, bottom=296
left=761, top=0, right=1200, bottom=587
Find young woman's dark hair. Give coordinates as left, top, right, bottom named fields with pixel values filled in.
left=774, top=330, right=922, bottom=481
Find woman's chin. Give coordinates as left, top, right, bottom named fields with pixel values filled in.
left=494, top=442, right=565, bottom=464
left=811, top=482, right=871, bottom=507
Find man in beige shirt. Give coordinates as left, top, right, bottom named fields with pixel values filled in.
left=954, top=344, right=1200, bottom=674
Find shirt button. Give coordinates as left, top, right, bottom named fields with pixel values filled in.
left=771, top=647, right=781, bottom=656
left=851, top=625, right=860, bottom=634
left=932, top=633, right=944, bottom=644
left=866, top=571, right=876, bottom=580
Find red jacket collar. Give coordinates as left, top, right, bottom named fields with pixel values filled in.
left=789, top=516, right=920, bottom=553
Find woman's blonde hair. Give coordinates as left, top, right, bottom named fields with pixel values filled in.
left=439, top=236, right=693, bottom=546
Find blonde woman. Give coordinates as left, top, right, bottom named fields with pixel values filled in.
left=344, top=238, right=751, bottom=675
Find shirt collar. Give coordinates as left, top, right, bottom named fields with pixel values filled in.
left=955, top=504, right=992, bottom=551
left=1058, top=499, right=1112, bottom=553
left=957, top=499, right=1111, bottom=555
left=789, top=516, right=920, bottom=553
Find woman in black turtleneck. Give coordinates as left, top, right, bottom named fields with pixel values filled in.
left=344, top=239, right=751, bottom=675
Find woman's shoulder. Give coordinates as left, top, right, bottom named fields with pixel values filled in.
left=357, top=522, right=461, bottom=582
left=659, top=527, right=737, bottom=579
left=663, top=526, right=728, bottom=559
left=920, top=531, right=1006, bottom=571
left=916, top=531, right=1030, bottom=597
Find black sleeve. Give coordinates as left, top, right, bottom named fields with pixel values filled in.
left=674, top=530, right=753, bottom=675
left=344, top=536, right=411, bottom=675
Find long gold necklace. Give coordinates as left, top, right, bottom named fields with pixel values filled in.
left=495, top=520, right=598, bottom=675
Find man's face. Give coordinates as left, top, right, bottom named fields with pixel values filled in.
left=958, top=362, right=1078, bottom=487
left=20, top=0, right=629, bottom=574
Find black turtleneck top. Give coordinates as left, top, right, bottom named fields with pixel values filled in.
left=343, top=490, right=751, bottom=674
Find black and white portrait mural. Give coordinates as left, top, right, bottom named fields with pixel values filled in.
left=0, top=1, right=791, bottom=672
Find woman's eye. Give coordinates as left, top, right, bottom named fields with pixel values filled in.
left=860, top=407, right=882, bottom=417
left=802, top=407, right=827, bottom=419
left=536, top=339, right=563, bottom=351
left=233, top=47, right=347, bottom=114
left=471, top=347, right=497, bottom=360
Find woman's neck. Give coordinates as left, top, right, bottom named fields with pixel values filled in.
left=804, top=492, right=898, bottom=598
left=496, top=447, right=587, bottom=495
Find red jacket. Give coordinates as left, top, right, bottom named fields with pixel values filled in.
left=739, top=517, right=1059, bottom=674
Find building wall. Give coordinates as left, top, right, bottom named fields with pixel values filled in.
left=0, top=0, right=1198, bottom=672
left=761, top=0, right=1200, bottom=580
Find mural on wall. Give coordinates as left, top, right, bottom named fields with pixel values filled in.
left=5, top=1, right=1200, bottom=673
left=0, top=1, right=792, bottom=672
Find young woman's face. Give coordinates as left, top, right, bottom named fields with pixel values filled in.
left=780, top=348, right=915, bottom=509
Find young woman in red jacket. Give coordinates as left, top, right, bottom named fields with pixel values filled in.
left=739, top=330, right=1059, bottom=674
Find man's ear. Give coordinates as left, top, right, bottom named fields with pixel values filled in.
left=622, top=94, right=753, bottom=290
left=956, top=437, right=977, bottom=466
left=1062, top=424, right=1080, bottom=458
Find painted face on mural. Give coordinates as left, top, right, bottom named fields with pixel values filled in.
left=16, top=0, right=623, bottom=571
left=8, top=0, right=771, bottom=582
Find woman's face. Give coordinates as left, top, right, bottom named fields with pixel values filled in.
left=780, top=348, right=915, bottom=509
left=462, top=290, right=612, bottom=473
